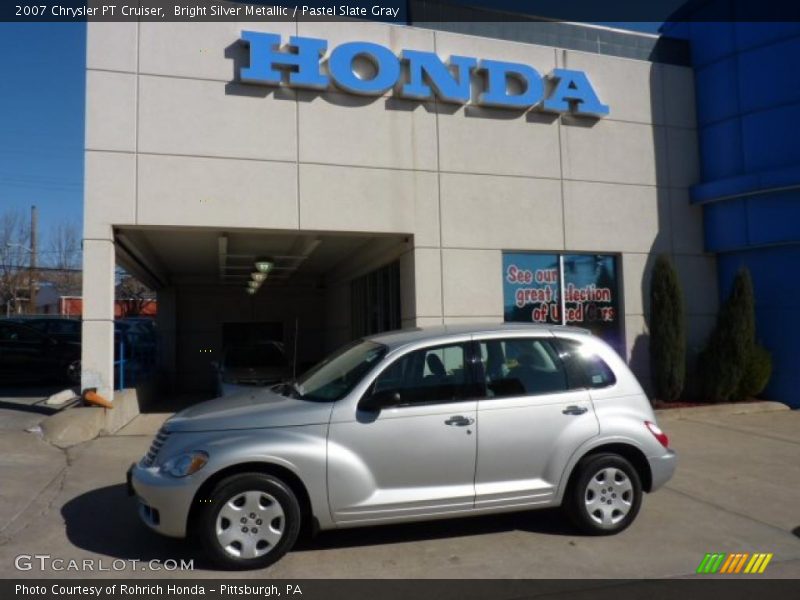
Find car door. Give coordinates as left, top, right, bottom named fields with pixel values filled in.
left=472, top=335, right=599, bottom=509
left=327, top=340, right=479, bottom=524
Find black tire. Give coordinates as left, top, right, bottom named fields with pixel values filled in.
left=196, top=473, right=301, bottom=570
left=564, top=453, right=642, bottom=535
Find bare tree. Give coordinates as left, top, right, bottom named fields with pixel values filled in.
left=116, top=269, right=154, bottom=317
left=0, top=209, right=32, bottom=316
left=42, top=219, right=82, bottom=296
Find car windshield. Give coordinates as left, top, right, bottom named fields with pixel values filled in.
left=289, top=340, right=387, bottom=402
left=225, top=345, right=287, bottom=368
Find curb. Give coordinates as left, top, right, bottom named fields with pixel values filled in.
left=39, top=388, right=142, bottom=449
left=655, top=400, right=789, bottom=420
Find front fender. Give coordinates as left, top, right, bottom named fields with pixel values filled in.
left=171, top=425, right=332, bottom=529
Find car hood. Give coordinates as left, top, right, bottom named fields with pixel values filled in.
left=165, top=388, right=332, bottom=433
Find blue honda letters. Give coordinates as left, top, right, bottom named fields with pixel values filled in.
left=240, top=31, right=609, bottom=117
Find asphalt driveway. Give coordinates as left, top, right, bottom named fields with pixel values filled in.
left=0, top=406, right=798, bottom=578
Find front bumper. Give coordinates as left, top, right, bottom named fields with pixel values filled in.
left=128, top=461, right=201, bottom=538
left=648, top=449, right=677, bottom=491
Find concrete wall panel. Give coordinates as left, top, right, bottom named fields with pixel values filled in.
left=440, top=173, right=563, bottom=250
left=137, top=155, right=298, bottom=229
left=85, top=70, right=136, bottom=152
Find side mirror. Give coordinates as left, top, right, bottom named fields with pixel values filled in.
left=359, top=389, right=401, bottom=412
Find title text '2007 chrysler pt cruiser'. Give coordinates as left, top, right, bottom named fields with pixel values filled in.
left=129, top=323, right=676, bottom=569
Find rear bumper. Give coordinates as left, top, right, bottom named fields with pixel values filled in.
left=648, top=449, right=677, bottom=492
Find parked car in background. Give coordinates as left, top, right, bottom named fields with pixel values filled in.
left=215, top=342, right=290, bottom=396
left=7, top=316, right=81, bottom=344
left=0, top=319, right=81, bottom=384
left=129, top=323, right=676, bottom=570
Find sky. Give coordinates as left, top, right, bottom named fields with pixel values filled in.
left=0, top=19, right=660, bottom=249
left=0, top=22, right=85, bottom=247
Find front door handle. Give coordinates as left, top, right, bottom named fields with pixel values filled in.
left=562, top=405, right=588, bottom=415
left=445, top=415, right=474, bottom=426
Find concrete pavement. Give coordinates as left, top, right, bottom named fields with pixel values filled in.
left=0, top=407, right=798, bottom=578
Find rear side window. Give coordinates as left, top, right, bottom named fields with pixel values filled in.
left=477, top=338, right=568, bottom=398
left=555, top=338, right=617, bottom=389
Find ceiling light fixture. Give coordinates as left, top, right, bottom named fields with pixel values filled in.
left=254, top=259, right=274, bottom=273
left=251, top=272, right=268, bottom=283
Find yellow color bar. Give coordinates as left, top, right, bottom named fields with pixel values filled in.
left=745, top=554, right=763, bottom=573
left=758, top=554, right=773, bottom=573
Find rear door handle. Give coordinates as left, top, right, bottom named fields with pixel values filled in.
left=445, top=415, right=474, bottom=426
left=562, top=405, right=588, bottom=415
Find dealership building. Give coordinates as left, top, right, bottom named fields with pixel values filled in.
left=81, top=17, right=729, bottom=404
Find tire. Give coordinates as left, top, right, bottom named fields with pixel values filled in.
left=196, top=473, right=301, bottom=570
left=564, top=453, right=642, bottom=535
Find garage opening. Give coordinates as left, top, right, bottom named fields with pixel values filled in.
left=113, top=226, right=412, bottom=403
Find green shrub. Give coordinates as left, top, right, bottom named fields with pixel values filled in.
left=735, top=344, right=772, bottom=401
left=699, top=268, right=757, bottom=402
left=649, top=255, right=685, bottom=401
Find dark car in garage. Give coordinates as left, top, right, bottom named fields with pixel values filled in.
left=7, top=316, right=82, bottom=344
left=0, top=319, right=81, bottom=384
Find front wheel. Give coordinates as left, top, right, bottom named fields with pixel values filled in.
left=564, top=453, right=642, bottom=535
left=197, top=473, right=301, bottom=570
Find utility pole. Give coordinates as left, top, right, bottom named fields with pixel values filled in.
left=28, top=205, right=38, bottom=314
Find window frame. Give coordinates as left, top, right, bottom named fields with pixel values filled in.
left=469, top=336, right=582, bottom=401
left=362, top=340, right=481, bottom=408
left=551, top=337, right=618, bottom=390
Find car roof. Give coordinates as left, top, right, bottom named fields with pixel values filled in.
left=365, top=322, right=591, bottom=350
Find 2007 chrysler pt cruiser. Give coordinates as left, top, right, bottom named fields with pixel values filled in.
left=129, top=323, right=676, bottom=569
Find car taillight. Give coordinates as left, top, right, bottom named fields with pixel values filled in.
left=645, top=421, right=669, bottom=448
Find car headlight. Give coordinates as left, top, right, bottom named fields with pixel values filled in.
left=160, top=451, right=209, bottom=478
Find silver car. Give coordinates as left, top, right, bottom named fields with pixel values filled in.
left=128, top=323, right=676, bottom=569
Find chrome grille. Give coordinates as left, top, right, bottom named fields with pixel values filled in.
left=141, top=427, right=170, bottom=467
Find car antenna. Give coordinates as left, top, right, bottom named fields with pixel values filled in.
left=292, top=316, right=299, bottom=380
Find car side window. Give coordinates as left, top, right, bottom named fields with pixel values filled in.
left=477, top=338, right=569, bottom=398
left=371, top=343, right=471, bottom=405
left=555, top=338, right=617, bottom=389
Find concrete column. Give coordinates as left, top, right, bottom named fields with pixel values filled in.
left=400, top=248, right=443, bottom=329
left=81, top=239, right=116, bottom=401
left=156, top=286, right=177, bottom=391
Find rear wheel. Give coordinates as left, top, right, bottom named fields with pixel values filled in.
left=197, top=473, right=301, bottom=570
left=565, top=453, right=642, bottom=535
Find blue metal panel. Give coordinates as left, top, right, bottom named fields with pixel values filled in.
left=687, top=21, right=736, bottom=68
left=681, top=10, right=800, bottom=407
left=741, top=103, right=800, bottom=173
left=699, top=118, right=743, bottom=181
left=747, top=190, right=800, bottom=247
left=694, top=58, right=740, bottom=127
left=703, top=199, right=748, bottom=252
left=734, top=22, right=800, bottom=52
left=737, top=36, right=800, bottom=113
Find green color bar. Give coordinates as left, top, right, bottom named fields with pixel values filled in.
left=696, top=554, right=712, bottom=574
left=709, top=553, right=727, bottom=573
